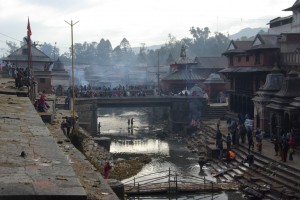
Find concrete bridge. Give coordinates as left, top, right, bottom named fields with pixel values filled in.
left=75, top=96, right=207, bottom=134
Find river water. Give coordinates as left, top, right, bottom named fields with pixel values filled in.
left=97, top=107, right=245, bottom=200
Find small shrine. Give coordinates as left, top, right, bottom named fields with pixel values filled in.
left=252, top=67, right=285, bottom=135
left=266, top=71, right=300, bottom=137
left=203, top=73, right=226, bottom=103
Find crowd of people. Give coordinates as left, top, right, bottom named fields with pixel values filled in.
left=216, top=113, right=296, bottom=165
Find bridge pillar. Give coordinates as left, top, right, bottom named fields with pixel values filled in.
left=75, top=100, right=98, bottom=134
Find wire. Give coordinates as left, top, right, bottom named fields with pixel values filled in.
left=0, top=32, right=22, bottom=43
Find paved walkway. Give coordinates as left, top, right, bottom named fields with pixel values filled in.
left=205, top=119, right=300, bottom=171
left=0, top=94, right=86, bottom=199
left=0, top=79, right=86, bottom=199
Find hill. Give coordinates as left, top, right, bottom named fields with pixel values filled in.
left=229, top=27, right=268, bottom=40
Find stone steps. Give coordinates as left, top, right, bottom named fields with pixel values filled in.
left=202, top=105, right=228, bottom=119
left=201, top=122, right=300, bottom=199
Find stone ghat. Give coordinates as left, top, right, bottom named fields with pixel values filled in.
left=0, top=93, right=86, bottom=200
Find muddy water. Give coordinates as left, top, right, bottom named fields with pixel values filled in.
left=97, top=107, right=245, bottom=200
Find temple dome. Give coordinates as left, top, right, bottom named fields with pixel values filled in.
left=52, top=58, right=65, bottom=71
left=203, top=73, right=225, bottom=84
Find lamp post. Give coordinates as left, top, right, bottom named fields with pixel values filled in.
left=65, top=20, right=79, bottom=121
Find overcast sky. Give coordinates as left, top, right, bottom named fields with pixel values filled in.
left=0, top=0, right=295, bottom=54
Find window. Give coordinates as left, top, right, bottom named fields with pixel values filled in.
left=246, top=55, right=249, bottom=62
left=238, top=57, right=241, bottom=62
left=255, top=53, right=260, bottom=64
left=230, top=56, right=233, bottom=66
left=40, top=78, right=45, bottom=83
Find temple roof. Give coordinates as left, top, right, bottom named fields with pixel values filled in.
left=3, top=44, right=53, bottom=63
left=219, top=66, right=273, bottom=73
left=247, top=34, right=280, bottom=51
left=283, top=0, right=300, bottom=11
left=161, top=70, right=204, bottom=81
left=223, top=41, right=252, bottom=55
left=195, top=57, right=227, bottom=69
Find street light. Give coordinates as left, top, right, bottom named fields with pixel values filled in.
left=65, top=20, right=79, bottom=122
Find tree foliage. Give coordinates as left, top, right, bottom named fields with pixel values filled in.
left=4, top=26, right=231, bottom=67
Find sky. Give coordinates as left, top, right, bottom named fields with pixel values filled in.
left=0, top=0, right=295, bottom=55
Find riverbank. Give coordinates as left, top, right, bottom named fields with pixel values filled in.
left=46, top=108, right=152, bottom=199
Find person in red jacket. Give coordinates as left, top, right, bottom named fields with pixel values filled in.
left=103, top=161, right=112, bottom=179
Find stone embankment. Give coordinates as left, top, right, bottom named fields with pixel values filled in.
left=48, top=106, right=151, bottom=200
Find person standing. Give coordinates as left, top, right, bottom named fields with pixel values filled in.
left=103, top=161, right=112, bottom=179
left=216, top=128, right=222, bottom=148
left=248, top=130, right=254, bottom=153
left=255, top=128, right=263, bottom=153
left=281, top=136, right=289, bottom=162
left=98, top=122, right=101, bottom=134
left=289, top=133, right=295, bottom=161
left=272, top=136, right=279, bottom=156
left=131, top=118, right=134, bottom=128
left=226, top=133, right=232, bottom=150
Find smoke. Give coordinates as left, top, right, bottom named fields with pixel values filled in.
left=83, top=64, right=155, bottom=88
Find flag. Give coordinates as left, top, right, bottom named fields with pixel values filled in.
left=27, top=17, right=32, bottom=37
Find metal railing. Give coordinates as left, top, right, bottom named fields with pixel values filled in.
left=123, top=168, right=219, bottom=197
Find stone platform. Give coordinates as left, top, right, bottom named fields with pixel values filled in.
left=0, top=93, right=86, bottom=199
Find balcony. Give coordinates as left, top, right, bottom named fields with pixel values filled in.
left=281, top=53, right=300, bottom=66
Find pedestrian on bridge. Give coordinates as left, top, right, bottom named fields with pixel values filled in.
left=131, top=118, right=134, bottom=127
left=98, top=122, right=101, bottom=134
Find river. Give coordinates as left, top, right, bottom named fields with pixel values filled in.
left=97, top=107, right=246, bottom=200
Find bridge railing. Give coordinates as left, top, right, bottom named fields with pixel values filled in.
left=123, top=168, right=217, bottom=195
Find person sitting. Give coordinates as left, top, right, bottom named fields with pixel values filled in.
left=225, top=150, right=236, bottom=165
left=38, top=91, right=50, bottom=112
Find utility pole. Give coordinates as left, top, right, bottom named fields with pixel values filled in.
left=53, top=42, right=57, bottom=60
left=65, top=20, right=79, bottom=122
left=157, top=51, right=160, bottom=94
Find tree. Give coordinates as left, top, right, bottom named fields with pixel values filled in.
left=6, top=41, right=18, bottom=54
left=39, top=42, right=59, bottom=59
left=136, top=43, right=147, bottom=65
left=118, top=38, right=135, bottom=65
left=97, top=39, right=112, bottom=65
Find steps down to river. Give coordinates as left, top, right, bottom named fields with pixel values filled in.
left=202, top=104, right=228, bottom=120
left=200, top=123, right=300, bottom=199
